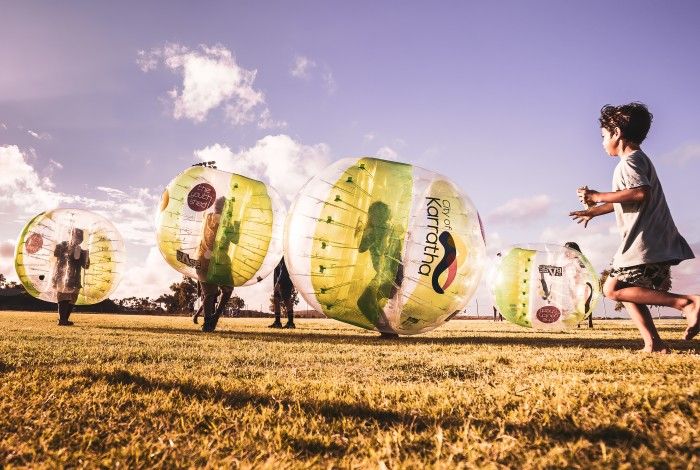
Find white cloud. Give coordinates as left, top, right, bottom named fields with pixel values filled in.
left=661, top=142, right=700, bottom=166
left=136, top=48, right=160, bottom=72
left=112, top=246, right=182, bottom=299
left=0, top=145, right=175, bottom=298
left=0, top=145, right=159, bottom=244
left=194, top=135, right=332, bottom=201
left=27, top=129, right=51, bottom=140
left=290, top=55, right=316, bottom=79
left=376, top=146, right=398, bottom=161
left=0, top=122, right=7, bottom=130
left=0, top=145, right=64, bottom=218
left=488, top=194, right=551, bottom=224
left=138, top=43, right=282, bottom=128
left=257, top=108, right=287, bottom=130
left=96, top=186, right=126, bottom=198
left=289, top=54, right=335, bottom=95
left=363, top=133, right=376, bottom=143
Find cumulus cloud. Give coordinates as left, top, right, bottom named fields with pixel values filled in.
left=0, top=145, right=64, bottom=218
left=112, top=246, right=182, bottom=299
left=0, top=145, right=159, bottom=245
left=138, top=43, right=282, bottom=128
left=376, top=146, right=398, bottom=161
left=0, top=145, right=174, bottom=297
left=194, top=135, right=332, bottom=201
left=488, top=194, right=551, bottom=224
left=661, top=142, right=700, bottom=166
left=290, top=55, right=316, bottom=79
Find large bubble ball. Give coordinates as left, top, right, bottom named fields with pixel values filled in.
left=156, top=166, right=286, bottom=286
left=285, top=156, right=486, bottom=335
left=491, top=243, right=601, bottom=329
left=14, top=208, right=126, bottom=304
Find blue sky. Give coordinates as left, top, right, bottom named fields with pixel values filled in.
left=2, top=1, right=699, bottom=316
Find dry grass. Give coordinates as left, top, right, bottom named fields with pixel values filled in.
left=0, top=311, right=698, bottom=469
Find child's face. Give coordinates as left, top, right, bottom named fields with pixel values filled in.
left=601, top=127, right=619, bottom=157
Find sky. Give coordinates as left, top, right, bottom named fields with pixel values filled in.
left=2, top=0, right=700, bottom=318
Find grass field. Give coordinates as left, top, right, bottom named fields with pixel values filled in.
left=0, top=312, right=698, bottom=469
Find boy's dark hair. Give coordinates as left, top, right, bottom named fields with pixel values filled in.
left=564, top=241, right=581, bottom=252
left=598, top=102, right=653, bottom=144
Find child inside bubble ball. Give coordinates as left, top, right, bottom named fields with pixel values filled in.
left=52, top=227, right=90, bottom=326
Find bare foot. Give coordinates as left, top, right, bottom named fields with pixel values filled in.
left=638, top=342, right=670, bottom=354
left=681, top=295, right=700, bottom=340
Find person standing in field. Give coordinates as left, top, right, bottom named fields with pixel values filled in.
left=570, top=102, right=699, bottom=352
left=195, top=197, right=234, bottom=332
left=52, top=228, right=90, bottom=326
left=269, top=258, right=296, bottom=329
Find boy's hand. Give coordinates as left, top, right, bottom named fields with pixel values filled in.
left=569, top=210, right=593, bottom=228
left=577, top=187, right=599, bottom=207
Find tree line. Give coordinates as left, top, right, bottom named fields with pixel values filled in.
left=0, top=274, right=245, bottom=315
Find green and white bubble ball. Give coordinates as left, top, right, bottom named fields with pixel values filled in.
left=284, top=156, right=487, bottom=335
left=490, top=243, right=601, bottom=329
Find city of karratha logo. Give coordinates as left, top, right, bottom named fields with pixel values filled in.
left=432, top=231, right=458, bottom=294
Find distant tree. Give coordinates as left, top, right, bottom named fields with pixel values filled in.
left=116, top=296, right=163, bottom=313
left=156, top=277, right=198, bottom=313
left=0, top=274, right=21, bottom=290
left=268, top=288, right=299, bottom=314
left=226, top=295, right=245, bottom=316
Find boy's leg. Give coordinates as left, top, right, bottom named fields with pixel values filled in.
left=622, top=301, right=669, bottom=353
left=604, top=275, right=700, bottom=340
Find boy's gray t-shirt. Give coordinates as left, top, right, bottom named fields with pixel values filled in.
left=611, top=150, right=694, bottom=268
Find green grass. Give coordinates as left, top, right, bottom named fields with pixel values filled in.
left=0, top=312, right=698, bottom=469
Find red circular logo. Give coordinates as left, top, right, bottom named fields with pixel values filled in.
left=187, top=183, right=216, bottom=212
left=25, top=233, right=43, bottom=254
left=536, top=305, right=561, bottom=323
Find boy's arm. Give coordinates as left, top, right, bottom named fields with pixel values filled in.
left=569, top=203, right=614, bottom=228
left=579, top=186, right=648, bottom=205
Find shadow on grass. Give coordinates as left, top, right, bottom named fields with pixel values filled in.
left=74, top=367, right=655, bottom=454
left=92, top=325, right=700, bottom=353
left=507, top=420, right=651, bottom=448
left=0, top=359, right=15, bottom=374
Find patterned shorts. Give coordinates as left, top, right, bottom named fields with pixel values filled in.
left=609, top=262, right=672, bottom=291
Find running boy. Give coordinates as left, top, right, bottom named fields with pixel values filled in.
left=570, top=102, right=699, bottom=352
